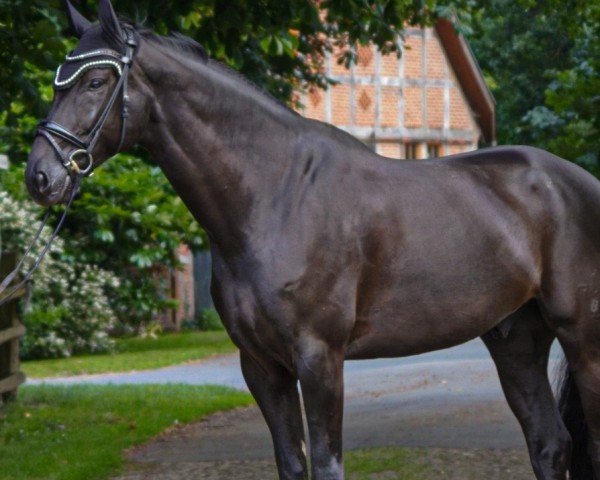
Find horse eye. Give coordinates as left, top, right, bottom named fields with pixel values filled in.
left=88, top=78, right=106, bottom=90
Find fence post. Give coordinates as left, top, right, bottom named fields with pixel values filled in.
left=0, top=253, right=26, bottom=403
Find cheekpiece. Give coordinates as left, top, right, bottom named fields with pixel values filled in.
left=54, top=49, right=123, bottom=89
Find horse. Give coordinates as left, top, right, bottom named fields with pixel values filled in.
left=25, top=1, right=600, bottom=479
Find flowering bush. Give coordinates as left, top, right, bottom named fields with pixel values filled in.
left=0, top=191, right=119, bottom=359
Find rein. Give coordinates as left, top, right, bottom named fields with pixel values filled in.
left=0, top=175, right=81, bottom=307
left=0, top=28, right=137, bottom=307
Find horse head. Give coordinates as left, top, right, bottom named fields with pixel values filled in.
left=26, top=0, right=149, bottom=206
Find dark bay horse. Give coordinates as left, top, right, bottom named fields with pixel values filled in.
left=25, top=1, right=600, bottom=478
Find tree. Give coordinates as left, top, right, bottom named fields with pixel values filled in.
left=467, top=0, right=599, bottom=168
left=0, top=0, right=65, bottom=163
left=543, top=2, right=600, bottom=170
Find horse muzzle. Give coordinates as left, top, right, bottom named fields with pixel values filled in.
left=26, top=147, right=74, bottom=206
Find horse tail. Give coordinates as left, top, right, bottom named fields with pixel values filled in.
left=557, top=357, right=594, bottom=479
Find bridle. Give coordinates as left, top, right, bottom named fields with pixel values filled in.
left=0, top=28, right=137, bottom=307
left=36, top=27, right=137, bottom=176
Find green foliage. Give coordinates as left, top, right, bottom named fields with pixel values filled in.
left=0, top=384, right=253, bottom=480
left=345, top=447, right=428, bottom=479
left=20, top=305, right=72, bottom=359
left=468, top=0, right=599, bottom=169
left=0, top=191, right=118, bottom=359
left=543, top=3, right=600, bottom=168
left=467, top=0, right=573, bottom=146
left=197, top=307, right=224, bottom=331
left=0, top=0, right=66, bottom=162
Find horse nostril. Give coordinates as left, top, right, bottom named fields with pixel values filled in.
left=35, top=172, right=50, bottom=194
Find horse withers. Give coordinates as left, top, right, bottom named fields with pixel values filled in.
left=25, top=1, right=600, bottom=479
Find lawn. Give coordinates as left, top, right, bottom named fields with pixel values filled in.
left=22, top=330, right=237, bottom=378
left=346, top=447, right=428, bottom=479
left=0, top=384, right=253, bottom=480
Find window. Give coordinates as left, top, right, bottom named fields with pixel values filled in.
left=427, top=143, right=441, bottom=158
left=405, top=142, right=419, bottom=160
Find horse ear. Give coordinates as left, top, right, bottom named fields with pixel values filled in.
left=98, top=0, right=124, bottom=48
left=65, top=0, right=91, bottom=38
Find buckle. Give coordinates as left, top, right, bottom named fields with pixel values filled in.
left=123, top=27, right=137, bottom=48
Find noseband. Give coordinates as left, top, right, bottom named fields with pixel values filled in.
left=36, top=28, right=137, bottom=176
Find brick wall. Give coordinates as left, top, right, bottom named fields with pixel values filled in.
left=297, top=27, right=481, bottom=159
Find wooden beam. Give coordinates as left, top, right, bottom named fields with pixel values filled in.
left=340, top=125, right=476, bottom=142
left=0, top=371, right=25, bottom=395
left=0, top=254, right=25, bottom=402
left=0, top=324, right=25, bottom=346
left=0, top=285, right=26, bottom=305
left=434, top=19, right=496, bottom=144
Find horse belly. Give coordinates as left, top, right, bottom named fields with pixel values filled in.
left=346, top=295, right=527, bottom=360
left=346, top=246, right=538, bottom=359
left=345, top=177, right=545, bottom=359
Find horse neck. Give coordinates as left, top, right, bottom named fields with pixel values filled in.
left=137, top=40, right=302, bottom=253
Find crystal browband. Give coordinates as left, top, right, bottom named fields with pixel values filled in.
left=54, top=49, right=124, bottom=89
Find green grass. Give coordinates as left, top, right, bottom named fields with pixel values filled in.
left=346, top=447, right=429, bottom=479
left=0, top=384, right=253, bottom=480
left=22, top=331, right=237, bottom=378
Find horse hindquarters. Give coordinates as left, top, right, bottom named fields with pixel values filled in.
left=538, top=232, right=600, bottom=477
left=554, top=332, right=600, bottom=479
left=482, top=301, right=571, bottom=479
left=556, top=363, right=595, bottom=480
left=540, top=272, right=600, bottom=478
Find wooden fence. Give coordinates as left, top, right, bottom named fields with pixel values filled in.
left=0, top=253, right=26, bottom=403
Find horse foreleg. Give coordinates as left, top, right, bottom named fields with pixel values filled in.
left=482, top=301, right=570, bottom=480
left=240, top=350, right=307, bottom=480
left=297, top=337, right=345, bottom=480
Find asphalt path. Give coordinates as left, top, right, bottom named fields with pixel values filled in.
left=31, top=338, right=564, bottom=461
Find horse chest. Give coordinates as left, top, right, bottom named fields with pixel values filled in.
left=209, top=261, right=299, bottom=360
left=211, top=250, right=357, bottom=360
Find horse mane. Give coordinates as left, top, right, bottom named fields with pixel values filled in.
left=132, top=23, right=299, bottom=116
left=135, top=25, right=209, bottom=63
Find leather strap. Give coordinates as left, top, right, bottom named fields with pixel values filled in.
left=38, top=120, right=88, bottom=149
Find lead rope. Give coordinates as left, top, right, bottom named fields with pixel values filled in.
left=0, top=174, right=83, bottom=307
left=0, top=209, right=51, bottom=293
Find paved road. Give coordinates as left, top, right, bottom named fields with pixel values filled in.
left=32, top=338, right=564, bottom=458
